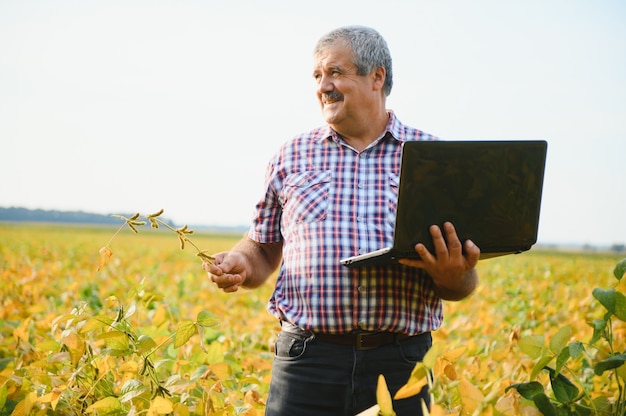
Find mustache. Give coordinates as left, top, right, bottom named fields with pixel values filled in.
left=322, top=91, right=343, bottom=102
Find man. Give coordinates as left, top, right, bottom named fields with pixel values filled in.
left=203, top=25, right=479, bottom=416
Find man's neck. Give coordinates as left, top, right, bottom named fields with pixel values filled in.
left=336, top=110, right=390, bottom=152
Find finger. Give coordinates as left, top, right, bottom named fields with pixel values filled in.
left=429, top=225, right=449, bottom=260
left=443, top=222, right=463, bottom=257
left=464, top=239, right=480, bottom=267
left=211, top=273, right=243, bottom=290
left=399, top=242, right=433, bottom=268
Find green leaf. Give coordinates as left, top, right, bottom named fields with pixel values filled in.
left=531, top=355, right=554, bottom=380
left=550, top=325, right=572, bottom=354
left=614, top=258, right=626, bottom=281
left=588, top=318, right=608, bottom=344
left=555, top=347, right=570, bottom=374
left=519, top=335, right=545, bottom=359
left=196, top=310, right=219, bottom=328
left=568, top=341, right=584, bottom=359
left=547, top=368, right=579, bottom=403
left=593, top=288, right=616, bottom=314
left=506, top=381, right=544, bottom=400
left=615, top=292, right=626, bottom=321
left=594, top=353, right=626, bottom=376
left=533, top=393, right=557, bottom=416
left=174, top=321, right=197, bottom=348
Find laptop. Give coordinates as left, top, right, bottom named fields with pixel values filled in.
left=340, top=140, right=548, bottom=267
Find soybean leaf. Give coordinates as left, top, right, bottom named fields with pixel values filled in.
left=615, top=291, right=626, bottom=321
left=137, top=335, right=157, bottom=355
left=546, top=367, right=579, bottom=403
left=533, top=393, right=557, bottom=416
left=174, top=321, right=197, bottom=348
left=592, top=288, right=616, bottom=314
left=196, top=310, right=219, bottom=328
left=119, top=379, right=147, bottom=403
left=588, top=318, right=608, bottom=345
left=519, top=335, right=545, bottom=359
left=531, top=355, right=554, bottom=380
left=506, top=381, right=544, bottom=400
left=594, top=353, right=626, bottom=376
left=555, top=347, right=570, bottom=375
left=85, top=396, right=123, bottom=414
left=376, top=375, right=396, bottom=416
left=568, top=341, right=584, bottom=359
left=614, top=258, right=626, bottom=281
left=550, top=325, right=572, bottom=355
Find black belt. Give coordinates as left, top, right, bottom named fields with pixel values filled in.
left=313, top=331, right=413, bottom=350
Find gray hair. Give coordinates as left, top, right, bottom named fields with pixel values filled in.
left=314, top=26, right=393, bottom=96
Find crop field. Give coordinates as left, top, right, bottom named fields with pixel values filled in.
left=1, top=222, right=625, bottom=415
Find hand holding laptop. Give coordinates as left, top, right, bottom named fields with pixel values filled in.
left=398, top=221, right=480, bottom=301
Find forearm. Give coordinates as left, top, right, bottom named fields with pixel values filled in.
left=232, top=237, right=283, bottom=288
left=432, top=268, right=479, bottom=301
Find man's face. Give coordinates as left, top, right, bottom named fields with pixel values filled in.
left=313, top=41, right=379, bottom=134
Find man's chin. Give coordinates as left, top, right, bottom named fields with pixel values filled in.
left=322, top=107, right=342, bottom=125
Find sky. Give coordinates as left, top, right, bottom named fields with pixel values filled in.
left=1, top=0, right=625, bottom=247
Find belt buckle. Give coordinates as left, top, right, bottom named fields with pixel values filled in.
left=356, top=332, right=375, bottom=350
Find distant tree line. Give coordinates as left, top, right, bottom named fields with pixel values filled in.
left=0, top=207, right=135, bottom=225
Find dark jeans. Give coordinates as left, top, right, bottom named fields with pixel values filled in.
left=265, top=323, right=432, bottom=416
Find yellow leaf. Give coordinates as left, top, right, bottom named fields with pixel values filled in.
left=85, top=396, right=122, bottom=414
left=173, top=402, right=191, bottom=416
left=209, top=362, right=231, bottom=380
left=11, top=391, right=37, bottom=416
left=37, top=388, right=63, bottom=410
left=62, top=332, right=86, bottom=366
left=205, top=340, right=225, bottom=364
left=148, top=396, right=173, bottom=415
left=97, top=331, right=129, bottom=351
left=460, top=377, right=484, bottom=413
left=422, top=343, right=443, bottom=369
left=174, top=321, right=196, bottom=348
left=428, top=403, right=451, bottom=416
left=97, top=246, right=113, bottom=271
left=13, top=316, right=31, bottom=343
left=104, top=295, right=118, bottom=309
left=376, top=374, right=396, bottom=416
left=152, top=304, right=167, bottom=327
left=443, top=362, right=458, bottom=381
left=442, top=346, right=467, bottom=362
left=394, top=362, right=429, bottom=400
left=119, top=360, right=139, bottom=373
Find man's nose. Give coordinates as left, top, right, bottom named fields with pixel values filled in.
left=317, top=73, right=333, bottom=94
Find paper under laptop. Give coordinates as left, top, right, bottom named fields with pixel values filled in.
left=340, top=140, right=548, bottom=268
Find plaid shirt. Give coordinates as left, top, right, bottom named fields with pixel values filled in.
left=248, top=112, right=441, bottom=335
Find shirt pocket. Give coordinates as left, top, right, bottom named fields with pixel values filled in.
left=386, top=172, right=400, bottom=231
left=281, top=170, right=332, bottom=224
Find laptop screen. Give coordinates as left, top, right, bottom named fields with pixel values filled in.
left=393, top=140, right=547, bottom=259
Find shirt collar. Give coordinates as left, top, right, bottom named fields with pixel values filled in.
left=318, top=110, right=404, bottom=144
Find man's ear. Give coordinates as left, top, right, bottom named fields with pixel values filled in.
left=372, top=66, right=386, bottom=91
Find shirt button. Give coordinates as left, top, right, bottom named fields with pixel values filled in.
left=358, top=183, right=364, bottom=189
left=357, top=285, right=365, bottom=293
left=358, top=248, right=366, bottom=255
left=358, top=321, right=367, bottom=329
